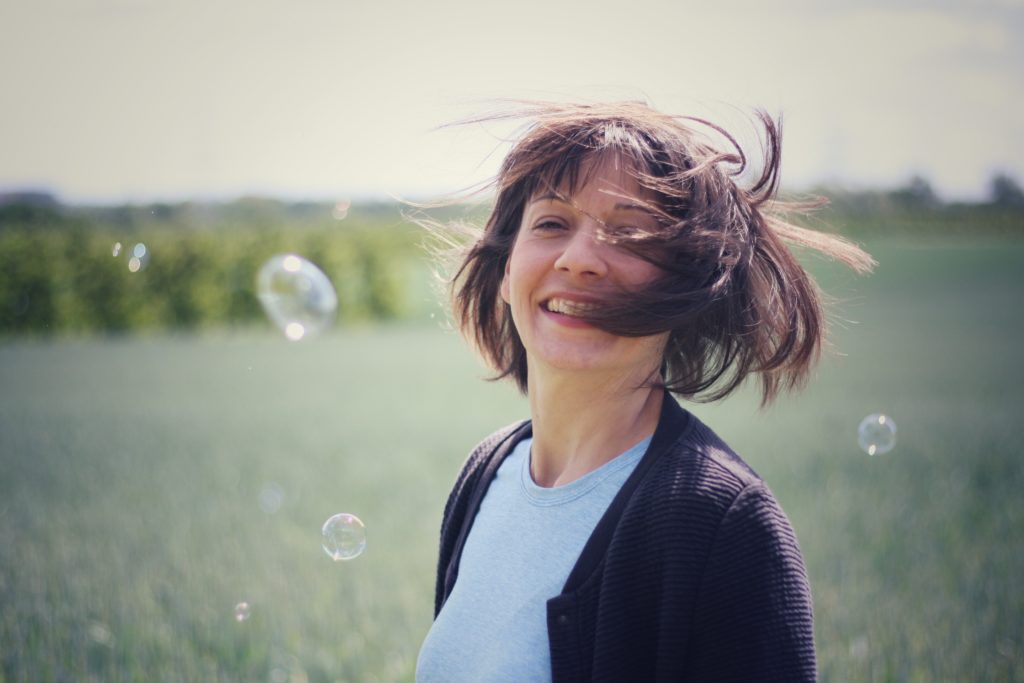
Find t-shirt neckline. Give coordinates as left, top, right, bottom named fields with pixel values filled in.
left=518, top=435, right=652, bottom=506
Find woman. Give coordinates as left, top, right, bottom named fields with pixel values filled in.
left=416, top=101, right=874, bottom=683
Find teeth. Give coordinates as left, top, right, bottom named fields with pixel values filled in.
left=545, top=298, right=596, bottom=317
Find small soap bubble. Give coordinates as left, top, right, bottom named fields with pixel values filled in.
left=234, top=602, right=251, bottom=622
left=127, top=242, right=150, bottom=273
left=332, top=199, right=352, bottom=220
left=258, top=482, right=285, bottom=514
left=256, top=254, right=337, bottom=341
left=321, top=513, right=366, bottom=561
left=858, top=413, right=897, bottom=456
left=112, top=242, right=122, bottom=257
left=87, top=620, right=113, bottom=646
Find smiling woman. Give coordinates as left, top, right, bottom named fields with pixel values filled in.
left=417, top=101, right=875, bottom=683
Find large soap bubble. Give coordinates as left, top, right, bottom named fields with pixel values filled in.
left=321, top=513, right=366, bottom=561
left=858, top=413, right=897, bottom=456
left=256, top=254, right=338, bottom=341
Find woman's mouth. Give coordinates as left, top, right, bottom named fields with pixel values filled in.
left=543, top=298, right=598, bottom=318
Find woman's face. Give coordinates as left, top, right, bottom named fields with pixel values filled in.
left=500, top=155, right=670, bottom=385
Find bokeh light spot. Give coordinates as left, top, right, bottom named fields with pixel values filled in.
left=332, top=199, right=351, bottom=220
left=258, top=483, right=285, bottom=514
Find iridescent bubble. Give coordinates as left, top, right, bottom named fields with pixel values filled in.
left=332, top=199, right=351, bottom=220
left=234, top=602, right=251, bottom=622
left=258, top=482, right=285, bottom=514
left=112, top=242, right=122, bottom=257
left=858, top=413, right=897, bottom=456
left=321, top=513, right=366, bottom=561
left=256, top=254, right=338, bottom=341
left=127, top=242, right=150, bottom=273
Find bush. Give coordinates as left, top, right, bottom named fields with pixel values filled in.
left=0, top=215, right=421, bottom=335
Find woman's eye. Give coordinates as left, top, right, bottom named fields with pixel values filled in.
left=608, top=225, right=641, bottom=238
left=534, top=219, right=566, bottom=232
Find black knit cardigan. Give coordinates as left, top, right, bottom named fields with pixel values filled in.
left=433, top=394, right=817, bottom=683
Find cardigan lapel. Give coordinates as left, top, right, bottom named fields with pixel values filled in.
left=442, top=392, right=693, bottom=603
left=560, top=392, right=692, bottom=593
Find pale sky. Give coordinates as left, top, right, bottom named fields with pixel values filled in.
left=1, top=0, right=1021, bottom=203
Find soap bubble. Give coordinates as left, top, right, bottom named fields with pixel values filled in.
left=112, top=242, right=122, bottom=257
left=258, top=482, right=285, bottom=514
left=256, top=254, right=337, bottom=341
left=858, top=413, right=897, bottom=456
left=87, top=620, right=113, bottom=645
left=321, top=513, right=366, bottom=561
left=234, top=602, right=251, bottom=622
left=127, top=242, right=149, bottom=273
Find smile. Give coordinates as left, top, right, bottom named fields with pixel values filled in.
left=543, top=298, right=598, bottom=318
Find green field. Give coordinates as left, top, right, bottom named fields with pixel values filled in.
left=1, top=242, right=1023, bottom=682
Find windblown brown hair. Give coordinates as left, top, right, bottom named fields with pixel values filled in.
left=435, top=101, right=875, bottom=405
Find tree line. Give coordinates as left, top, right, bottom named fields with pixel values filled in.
left=0, top=203, right=422, bottom=335
left=0, top=177, right=1021, bottom=336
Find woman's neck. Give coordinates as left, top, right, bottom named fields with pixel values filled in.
left=526, top=367, right=663, bottom=488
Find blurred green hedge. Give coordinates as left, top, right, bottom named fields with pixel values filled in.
left=2, top=189, right=1021, bottom=335
left=0, top=217, right=422, bottom=335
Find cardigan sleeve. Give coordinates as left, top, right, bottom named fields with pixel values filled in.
left=686, top=482, right=817, bottom=683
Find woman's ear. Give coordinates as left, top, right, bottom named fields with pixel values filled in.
left=500, top=258, right=511, bottom=305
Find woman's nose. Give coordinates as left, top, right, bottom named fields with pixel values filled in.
left=554, top=223, right=607, bottom=279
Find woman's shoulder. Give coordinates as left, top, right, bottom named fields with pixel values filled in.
left=637, top=409, right=785, bottom=525
left=620, top=411, right=807, bottom=585
left=659, top=408, right=760, bottom=477
left=678, top=414, right=763, bottom=486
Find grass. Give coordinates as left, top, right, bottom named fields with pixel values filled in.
left=1, top=240, right=1022, bottom=682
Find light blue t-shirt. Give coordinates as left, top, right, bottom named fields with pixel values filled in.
left=416, top=434, right=650, bottom=683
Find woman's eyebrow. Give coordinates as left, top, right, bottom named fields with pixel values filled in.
left=613, top=202, right=656, bottom=213
left=529, top=193, right=566, bottom=204
left=529, top=195, right=652, bottom=213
